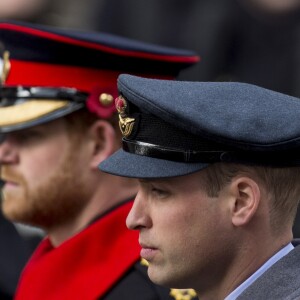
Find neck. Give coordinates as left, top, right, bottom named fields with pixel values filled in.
left=48, top=174, right=138, bottom=247
left=195, top=231, right=292, bottom=300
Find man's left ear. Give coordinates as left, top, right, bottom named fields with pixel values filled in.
left=230, top=176, right=261, bottom=227
left=89, top=120, right=116, bottom=169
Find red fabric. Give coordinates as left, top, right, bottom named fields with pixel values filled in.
left=6, top=59, right=121, bottom=93
left=14, top=201, right=141, bottom=300
left=6, top=60, right=174, bottom=92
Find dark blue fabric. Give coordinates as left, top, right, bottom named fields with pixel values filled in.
left=100, top=149, right=208, bottom=179
left=117, top=75, right=300, bottom=147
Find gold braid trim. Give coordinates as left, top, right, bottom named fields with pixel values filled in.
left=0, top=100, right=69, bottom=126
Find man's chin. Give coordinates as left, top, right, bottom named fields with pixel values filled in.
left=1, top=196, right=28, bottom=222
left=2, top=208, right=25, bottom=223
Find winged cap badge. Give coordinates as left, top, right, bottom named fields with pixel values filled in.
left=115, top=96, right=135, bottom=137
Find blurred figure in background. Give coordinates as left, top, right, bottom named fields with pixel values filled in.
left=0, top=21, right=198, bottom=300
left=0, top=0, right=48, bottom=21
left=239, top=0, right=300, bottom=14
left=0, top=0, right=98, bottom=29
left=0, top=211, right=40, bottom=300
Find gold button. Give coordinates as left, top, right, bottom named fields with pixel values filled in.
left=99, top=93, right=113, bottom=106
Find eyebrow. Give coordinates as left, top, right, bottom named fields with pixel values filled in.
left=138, top=178, right=173, bottom=189
left=138, top=179, right=164, bottom=184
left=139, top=179, right=149, bottom=183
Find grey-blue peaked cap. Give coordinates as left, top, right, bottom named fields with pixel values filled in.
left=99, top=74, right=300, bottom=179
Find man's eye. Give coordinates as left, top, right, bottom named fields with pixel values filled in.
left=152, top=188, right=168, bottom=197
left=14, top=131, right=43, bottom=143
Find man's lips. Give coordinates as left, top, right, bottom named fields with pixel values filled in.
left=1, top=179, right=19, bottom=189
left=140, top=242, right=158, bottom=261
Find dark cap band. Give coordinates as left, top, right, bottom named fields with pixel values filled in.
left=0, top=86, right=88, bottom=103
left=122, top=139, right=300, bottom=167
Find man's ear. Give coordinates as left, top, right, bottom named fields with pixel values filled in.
left=88, top=120, right=116, bottom=169
left=230, top=176, right=261, bottom=227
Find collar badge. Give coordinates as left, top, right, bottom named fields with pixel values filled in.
left=170, top=288, right=197, bottom=300
left=115, top=96, right=135, bottom=137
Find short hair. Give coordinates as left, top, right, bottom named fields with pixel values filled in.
left=201, top=163, right=300, bottom=233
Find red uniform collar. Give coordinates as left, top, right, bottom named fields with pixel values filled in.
left=15, top=201, right=140, bottom=300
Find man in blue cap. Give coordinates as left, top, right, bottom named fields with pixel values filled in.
left=0, top=22, right=199, bottom=300
left=100, top=74, right=300, bottom=299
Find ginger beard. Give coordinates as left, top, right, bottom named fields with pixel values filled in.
left=1, top=139, right=90, bottom=231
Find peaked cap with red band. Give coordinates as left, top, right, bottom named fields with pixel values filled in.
left=0, top=21, right=199, bottom=133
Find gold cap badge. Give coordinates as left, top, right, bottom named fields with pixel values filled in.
left=115, top=96, right=135, bottom=137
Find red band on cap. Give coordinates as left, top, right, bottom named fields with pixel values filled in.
left=5, top=59, right=120, bottom=92
left=5, top=59, right=174, bottom=92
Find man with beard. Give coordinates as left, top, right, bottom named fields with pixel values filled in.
left=0, top=21, right=199, bottom=300
left=100, top=75, right=300, bottom=299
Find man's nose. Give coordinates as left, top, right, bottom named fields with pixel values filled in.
left=126, top=189, right=152, bottom=230
left=0, top=134, right=19, bottom=164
